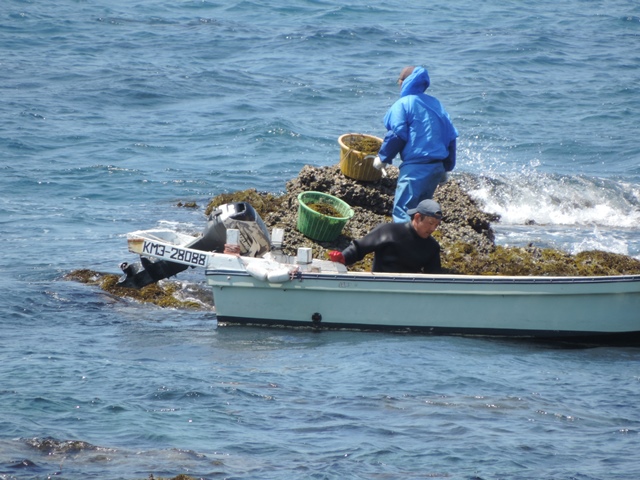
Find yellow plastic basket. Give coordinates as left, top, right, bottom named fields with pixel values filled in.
left=297, top=191, right=354, bottom=242
left=338, top=133, right=384, bottom=181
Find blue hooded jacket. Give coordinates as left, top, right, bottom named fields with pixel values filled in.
left=378, top=66, right=458, bottom=170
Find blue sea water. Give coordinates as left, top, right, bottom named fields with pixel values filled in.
left=2, top=0, right=640, bottom=478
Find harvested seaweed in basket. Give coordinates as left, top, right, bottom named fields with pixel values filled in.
left=343, top=136, right=381, bottom=155
left=306, top=202, right=342, bottom=217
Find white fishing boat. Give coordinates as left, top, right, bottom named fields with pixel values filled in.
left=118, top=202, right=640, bottom=343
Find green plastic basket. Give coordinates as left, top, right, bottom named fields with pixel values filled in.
left=297, top=191, right=354, bottom=242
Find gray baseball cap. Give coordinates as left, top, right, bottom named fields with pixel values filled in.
left=407, top=199, right=443, bottom=219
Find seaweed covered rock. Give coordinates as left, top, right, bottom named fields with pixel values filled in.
left=68, top=162, right=640, bottom=311
left=64, top=269, right=212, bottom=309
left=442, top=244, right=640, bottom=276
left=206, top=164, right=497, bottom=270
left=206, top=163, right=640, bottom=276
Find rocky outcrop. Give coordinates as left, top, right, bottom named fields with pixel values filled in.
left=205, top=163, right=497, bottom=270
left=272, top=163, right=496, bottom=257
left=68, top=162, right=640, bottom=310
left=207, top=163, right=640, bottom=276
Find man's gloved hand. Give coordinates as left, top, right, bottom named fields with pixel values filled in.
left=371, top=156, right=385, bottom=171
left=439, top=172, right=450, bottom=185
left=328, top=250, right=345, bottom=264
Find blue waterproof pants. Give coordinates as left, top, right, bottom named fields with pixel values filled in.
left=392, top=161, right=445, bottom=223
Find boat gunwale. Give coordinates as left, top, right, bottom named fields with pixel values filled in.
left=205, top=268, right=640, bottom=286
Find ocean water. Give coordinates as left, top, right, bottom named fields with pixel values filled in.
left=2, top=0, right=640, bottom=478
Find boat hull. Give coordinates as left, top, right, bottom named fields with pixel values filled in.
left=207, top=270, right=640, bottom=341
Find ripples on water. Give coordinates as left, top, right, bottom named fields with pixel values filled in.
left=2, top=315, right=640, bottom=479
left=2, top=0, right=640, bottom=478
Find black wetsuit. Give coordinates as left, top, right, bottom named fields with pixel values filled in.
left=341, top=221, right=441, bottom=274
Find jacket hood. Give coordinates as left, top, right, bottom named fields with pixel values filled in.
left=400, top=66, right=430, bottom=97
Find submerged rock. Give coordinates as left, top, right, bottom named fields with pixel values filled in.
left=148, top=475, right=197, bottom=480
left=24, top=437, right=107, bottom=454
left=64, top=269, right=213, bottom=309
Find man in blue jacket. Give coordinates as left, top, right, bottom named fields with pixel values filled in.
left=372, top=65, right=458, bottom=223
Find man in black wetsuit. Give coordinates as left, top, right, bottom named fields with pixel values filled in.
left=328, top=199, right=443, bottom=274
